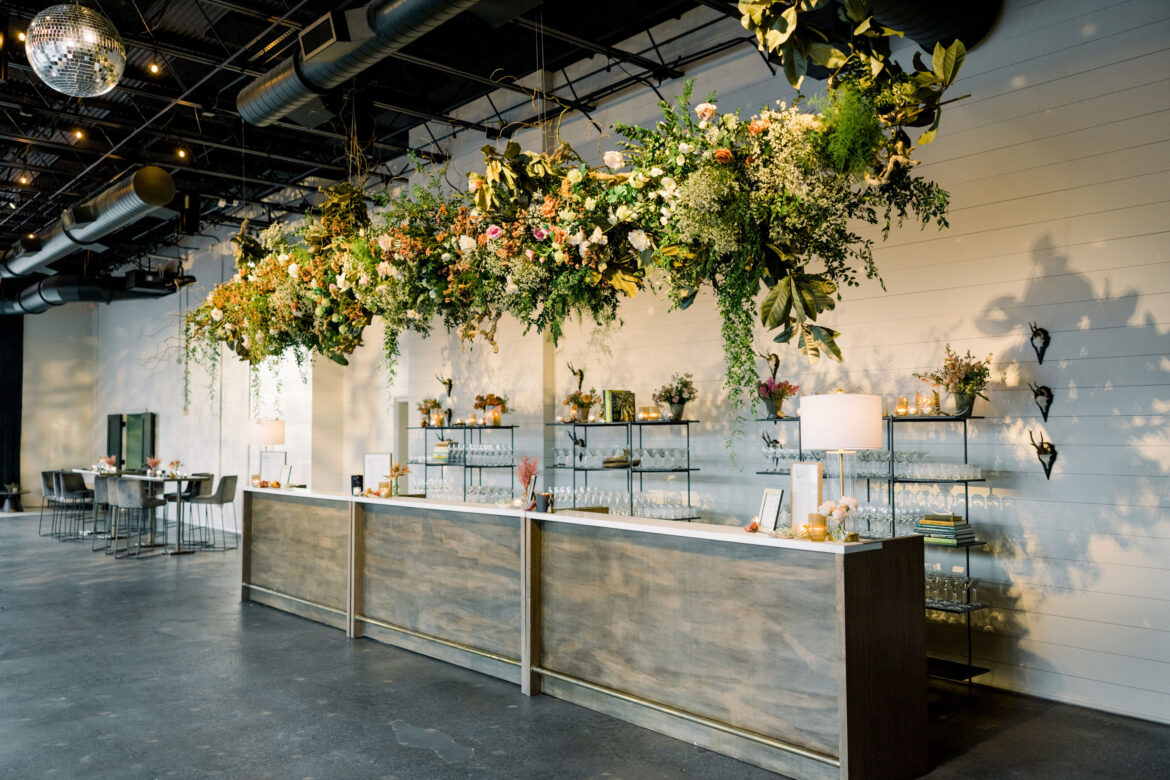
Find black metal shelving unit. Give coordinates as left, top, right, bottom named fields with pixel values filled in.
left=408, top=424, right=516, bottom=501
left=546, top=419, right=699, bottom=520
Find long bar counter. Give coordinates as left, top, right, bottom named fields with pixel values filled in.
left=241, top=487, right=926, bottom=779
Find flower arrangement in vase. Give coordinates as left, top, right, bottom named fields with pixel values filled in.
left=652, top=373, right=697, bottom=421
left=168, top=459, right=183, bottom=476
left=473, top=393, right=510, bottom=426
left=517, top=456, right=540, bottom=510
left=387, top=462, right=410, bottom=496
left=417, top=397, right=442, bottom=427
left=815, top=497, right=860, bottom=541
left=145, top=457, right=161, bottom=476
left=563, top=389, right=599, bottom=422
left=757, top=378, right=799, bottom=418
left=913, top=344, right=992, bottom=417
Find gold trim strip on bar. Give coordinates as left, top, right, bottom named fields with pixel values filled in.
left=243, top=583, right=347, bottom=617
left=355, top=614, right=522, bottom=667
left=533, top=666, right=840, bottom=768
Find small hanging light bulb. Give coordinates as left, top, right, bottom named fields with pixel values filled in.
left=149, top=62, right=160, bottom=74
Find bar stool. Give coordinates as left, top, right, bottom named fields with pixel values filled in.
left=90, top=476, right=114, bottom=552
left=38, top=471, right=59, bottom=536
left=189, top=475, right=237, bottom=551
left=112, top=479, right=166, bottom=559
left=53, top=472, right=93, bottom=541
left=165, top=474, right=213, bottom=548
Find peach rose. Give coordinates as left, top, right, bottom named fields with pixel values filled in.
left=713, top=148, right=734, bottom=164
left=749, top=118, right=770, bottom=135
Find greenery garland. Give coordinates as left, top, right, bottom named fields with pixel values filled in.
left=186, top=21, right=965, bottom=434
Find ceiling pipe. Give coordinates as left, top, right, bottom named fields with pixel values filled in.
left=0, top=271, right=196, bottom=316
left=237, top=0, right=482, bottom=127
left=0, top=166, right=176, bottom=278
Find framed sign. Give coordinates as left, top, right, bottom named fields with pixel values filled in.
left=757, top=488, right=785, bottom=533
left=363, top=453, right=391, bottom=493
left=790, top=461, right=823, bottom=534
left=278, top=465, right=293, bottom=487
left=259, top=450, right=286, bottom=483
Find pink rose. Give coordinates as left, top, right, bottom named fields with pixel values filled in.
left=485, top=225, right=503, bottom=240
left=532, top=226, right=548, bottom=240
left=525, top=249, right=535, bottom=261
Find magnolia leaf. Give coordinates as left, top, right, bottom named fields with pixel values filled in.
left=809, top=325, right=844, bottom=362
left=760, top=282, right=794, bottom=329
left=840, top=0, right=867, bottom=23
left=918, top=127, right=937, bottom=145
left=853, top=16, right=872, bottom=35
left=787, top=275, right=809, bottom=322
left=773, top=324, right=797, bottom=344
left=329, top=353, right=349, bottom=366
left=799, top=0, right=832, bottom=11
left=800, top=325, right=822, bottom=361
left=677, top=289, right=699, bottom=310
left=609, top=270, right=641, bottom=297
left=809, top=42, right=848, bottom=69
left=932, top=40, right=966, bottom=88
left=782, top=40, right=808, bottom=89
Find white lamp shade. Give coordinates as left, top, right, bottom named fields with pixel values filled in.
left=800, top=394, right=882, bottom=451
left=248, top=418, right=285, bottom=446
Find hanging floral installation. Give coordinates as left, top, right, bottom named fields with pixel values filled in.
left=187, top=2, right=966, bottom=422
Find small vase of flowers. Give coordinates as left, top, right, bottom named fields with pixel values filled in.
left=563, top=389, right=599, bottom=421
left=474, top=393, right=510, bottom=426
left=914, top=345, right=992, bottom=418
left=757, top=378, right=799, bottom=418
left=652, top=373, right=697, bottom=421
left=517, top=456, right=539, bottom=510
left=417, top=397, right=442, bottom=427
left=387, top=462, right=410, bottom=496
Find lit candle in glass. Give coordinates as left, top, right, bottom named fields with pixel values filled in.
left=431, top=410, right=444, bottom=427
left=895, top=397, right=909, bottom=416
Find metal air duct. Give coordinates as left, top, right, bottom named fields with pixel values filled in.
left=236, top=0, right=481, bottom=127
left=0, top=166, right=176, bottom=278
left=0, top=271, right=195, bottom=316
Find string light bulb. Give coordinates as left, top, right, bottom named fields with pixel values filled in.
left=73, top=129, right=84, bottom=140
left=149, top=62, right=160, bottom=74
left=17, top=31, right=26, bottom=42
left=18, top=175, right=29, bottom=185
left=177, top=147, right=187, bottom=159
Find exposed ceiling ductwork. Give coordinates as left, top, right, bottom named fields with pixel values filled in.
left=236, top=0, right=482, bottom=127
left=0, top=270, right=195, bottom=316
left=0, top=166, right=176, bottom=279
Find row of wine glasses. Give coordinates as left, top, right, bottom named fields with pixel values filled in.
left=552, top=447, right=689, bottom=470
left=459, top=443, right=514, bottom=467
left=546, top=486, right=695, bottom=520
left=466, top=485, right=512, bottom=503
left=759, top=445, right=835, bottom=475
left=925, top=572, right=981, bottom=609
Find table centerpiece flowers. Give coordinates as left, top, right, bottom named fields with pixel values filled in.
left=417, top=397, right=442, bottom=427
left=652, top=372, right=697, bottom=421
left=913, top=344, right=992, bottom=417
left=517, top=456, right=539, bottom=510
left=473, top=393, right=510, bottom=426
left=563, top=388, right=599, bottom=422
left=757, top=378, right=799, bottom=418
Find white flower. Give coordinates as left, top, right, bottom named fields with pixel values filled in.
left=568, top=230, right=585, bottom=246
left=840, top=496, right=859, bottom=508
left=505, top=276, right=520, bottom=294
left=429, top=290, right=437, bottom=299
left=458, top=235, right=477, bottom=254
left=567, top=168, right=583, bottom=184
left=695, top=102, right=717, bottom=122
left=676, top=154, right=685, bottom=166
left=336, top=273, right=349, bottom=291
left=376, top=261, right=393, bottom=277
left=210, top=308, right=223, bottom=322
left=278, top=253, right=289, bottom=262
left=649, top=167, right=664, bottom=177
left=377, top=234, right=392, bottom=252
left=602, top=150, right=623, bottom=170
left=661, top=177, right=677, bottom=192
left=440, top=252, right=452, bottom=262
left=678, top=142, right=694, bottom=154
left=629, top=172, right=648, bottom=189
left=287, top=263, right=299, bottom=279
left=722, top=114, right=738, bottom=130
left=584, top=197, right=596, bottom=211
left=358, top=274, right=371, bottom=287
left=628, top=229, right=651, bottom=251
left=614, top=204, right=634, bottom=222
left=698, top=120, right=708, bottom=129
left=818, top=501, right=836, bottom=515
left=406, top=309, right=421, bottom=320
left=588, top=227, right=608, bottom=246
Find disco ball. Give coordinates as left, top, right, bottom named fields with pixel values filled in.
left=26, top=4, right=126, bottom=98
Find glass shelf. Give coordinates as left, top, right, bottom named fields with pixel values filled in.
left=753, top=417, right=797, bottom=422
left=925, top=599, right=987, bottom=614
left=886, top=415, right=983, bottom=422
left=859, top=477, right=987, bottom=484
left=927, top=657, right=990, bottom=681
left=921, top=539, right=987, bottom=549
left=545, top=420, right=697, bottom=427
left=408, top=425, right=517, bottom=431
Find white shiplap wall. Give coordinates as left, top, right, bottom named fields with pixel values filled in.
left=26, top=0, right=1166, bottom=725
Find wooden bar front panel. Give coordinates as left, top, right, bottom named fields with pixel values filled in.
left=539, top=522, right=841, bottom=757
left=247, top=493, right=349, bottom=626
left=361, top=504, right=522, bottom=660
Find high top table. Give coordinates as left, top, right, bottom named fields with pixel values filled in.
left=119, top=474, right=201, bottom=554
left=239, top=487, right=926, bottom=780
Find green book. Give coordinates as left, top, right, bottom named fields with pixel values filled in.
left=603, top=390, right=636, bottom=423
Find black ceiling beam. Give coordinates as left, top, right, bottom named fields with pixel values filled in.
left=372, top=100, right=506, bottom=139
left=510, top=17, right=684, bottom=81
left=385, top=51, right=595, bottom=114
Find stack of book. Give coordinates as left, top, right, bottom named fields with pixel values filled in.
left=915, top=514, right=977, bottom=546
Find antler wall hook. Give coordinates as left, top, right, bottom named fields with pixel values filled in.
left=757, top=350, right=781, bottom=381
left=1029, top=430, right=1058, bottom=479
left=1027, top=382, right=1054, bottom=422
left=1028, top=322, right=1051, bottom=365
left=567, top=362, right=585, bottom=392
left=436, top=375, right=453, bottom=397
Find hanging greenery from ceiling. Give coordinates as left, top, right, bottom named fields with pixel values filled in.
left=187, top=0, right=967, bottom=421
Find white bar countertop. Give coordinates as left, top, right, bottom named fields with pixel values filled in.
left=245, top=486, right=887, bottom=555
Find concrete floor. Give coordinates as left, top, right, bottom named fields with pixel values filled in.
left=1, top=513, right=1166, bottom=779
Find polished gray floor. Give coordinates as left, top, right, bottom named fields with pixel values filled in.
left=1, top=512, right=1166, bottom=779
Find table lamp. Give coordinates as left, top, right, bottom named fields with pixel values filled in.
left=248, top=418, right=285, bottom=446
left=800, top=393, right=882, bottom=499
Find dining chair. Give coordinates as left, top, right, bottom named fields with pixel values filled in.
left=165, top=473, right=213, bottom=548
left=57, top=472, right=94, bottom=542
left=90, top=476, right=114, bottom=552
left=38, top=470, right=59, bottom=536
left=112, top=479, right=166, bottom=559
left=189, top=475, right=237, bottom=551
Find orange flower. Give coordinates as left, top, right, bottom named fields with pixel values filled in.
left=748, top=119, right=769, bottom=135
left=714, top=148, right=734, bottom=164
